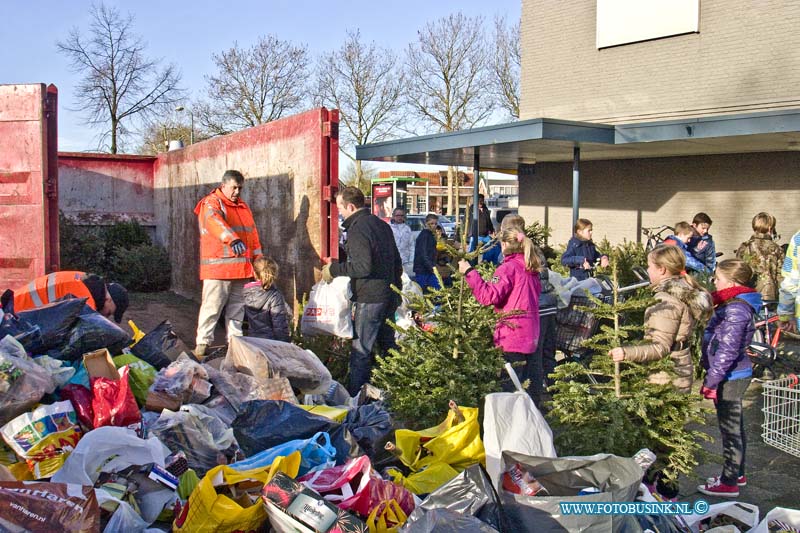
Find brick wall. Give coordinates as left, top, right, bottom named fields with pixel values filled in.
left=519, top=152, right=800, bottom=257
left=521, top=0, right=800, bottom=123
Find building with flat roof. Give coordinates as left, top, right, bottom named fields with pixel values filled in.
left=518, top=0, right=800, bottom=253
left=357, top=1, right=800, bottom=257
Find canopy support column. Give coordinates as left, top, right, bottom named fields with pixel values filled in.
left=472, top=147, right=480, bottom=258
left=572, top=145, right=580, bottom=229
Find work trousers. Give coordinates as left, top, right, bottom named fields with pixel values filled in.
left=195, top=278, right=247, bottom=346
left=348, top=301, right=398, bottom=396
left=716, top=377, right=751, bottom=485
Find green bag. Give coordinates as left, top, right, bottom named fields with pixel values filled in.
left=113, top=353, right=157, bottom=406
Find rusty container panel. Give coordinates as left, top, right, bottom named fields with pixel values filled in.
left=0, top=84, right=57, bottom=291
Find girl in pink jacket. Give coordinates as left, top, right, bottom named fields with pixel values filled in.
left=459, top=230, right=542, bottom=401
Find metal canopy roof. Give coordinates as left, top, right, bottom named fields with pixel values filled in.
left=356, top=109, right=800, bottom=169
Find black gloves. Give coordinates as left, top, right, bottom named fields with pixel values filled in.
left=231, top=239, right=247, bottom=256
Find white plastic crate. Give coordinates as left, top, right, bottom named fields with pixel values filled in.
left=762, top=374, right=800, bottom=458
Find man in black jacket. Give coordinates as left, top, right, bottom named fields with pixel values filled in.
left=322, top=186, right=402, bottom=395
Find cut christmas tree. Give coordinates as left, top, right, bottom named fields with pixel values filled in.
left=373, top=268, right=505, bottom=429
left=546, top=249, right=709, bottom=484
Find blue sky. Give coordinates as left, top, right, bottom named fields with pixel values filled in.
left=2, top=0, right=521, bottom=153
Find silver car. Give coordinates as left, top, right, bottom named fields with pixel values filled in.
left=406, top=213, right=456, bottom=239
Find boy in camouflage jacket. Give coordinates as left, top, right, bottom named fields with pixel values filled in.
left=735, top=213, right=784, bottom=301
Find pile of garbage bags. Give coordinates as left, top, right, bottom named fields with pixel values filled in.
left=1, top=299, right=799, bottom=532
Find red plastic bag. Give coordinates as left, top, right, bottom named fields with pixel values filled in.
left=299, top=456, right=415, bottom=518
left=61, top=383, right=95, bottom=430
left=91, top=366, right=142, bottom=428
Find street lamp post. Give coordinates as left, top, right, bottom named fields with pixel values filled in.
left=175, top=105, right=194, bottom=144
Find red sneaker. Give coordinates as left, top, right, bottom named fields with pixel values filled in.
left=698, top=478, right=739, bottom=497
left=705, top=475, right=747, bottom=487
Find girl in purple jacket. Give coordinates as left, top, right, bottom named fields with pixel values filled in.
left=458, top=230, right=542, bottom=402
left=698, top=259, right=758, bottom=498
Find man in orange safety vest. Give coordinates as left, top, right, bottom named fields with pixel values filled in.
left=11, top=271, right=128, bottom=322
left=193, top=170, right=263, bottom=357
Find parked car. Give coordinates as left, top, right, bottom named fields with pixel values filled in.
left=405, top=214, right=428, bottom=240
left=406, top=213, right=457, bottom=240
left=489, top=207, right=518, bottom=230
left=437, top=215, right=457, bottom=238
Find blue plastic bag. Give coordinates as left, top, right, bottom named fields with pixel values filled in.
left=230, top=431, right=336, bottom=476
left=66, top=359, right=91, bottom=388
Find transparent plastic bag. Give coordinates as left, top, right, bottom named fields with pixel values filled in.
left=149, top=404, right=240, bottom=476
left=34, top=354, right=76, bottom=387
left=226, top=336, right=331, bottom=394
left=205, top=365, right=294, bottom=411
left=151, top=354, right=210, bottom=403
left=0, top=335, right=56, bottom=425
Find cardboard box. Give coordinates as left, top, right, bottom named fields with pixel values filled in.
left=83, top=349, right=120, bottom=380
left=144, top=390, right=182, bottom=413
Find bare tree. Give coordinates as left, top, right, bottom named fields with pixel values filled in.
left=315, top=30, right=404, bottom=190
left=57, top=3, right=183, bottom=154
left=405, top=12, right=494, bottom=216
left=198, top=35, right=310, bottom=135
left=340, top=160, right=377, bottom=195
left=492, top=15, right=521, bottom=119
left=138, top=119, right=209, bottom=155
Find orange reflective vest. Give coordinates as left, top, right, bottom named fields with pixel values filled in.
left=13, top=271, right=96, bottom=312
left=194, top=188, right=263, bottom=280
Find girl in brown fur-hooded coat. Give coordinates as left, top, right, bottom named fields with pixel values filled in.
left=609, top=246, right=713, bottom=393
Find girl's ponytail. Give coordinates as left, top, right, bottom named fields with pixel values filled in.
left=499, top=230, right=541, bottom=272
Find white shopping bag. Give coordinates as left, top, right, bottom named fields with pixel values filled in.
left=483, top=363, right=557, bottom=490
left=680, top=501, right=759, bottom=533
left=301, top=277, right=353, bottom=339
left=750, top=506, right=800, bottom=533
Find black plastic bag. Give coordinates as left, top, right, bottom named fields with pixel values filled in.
left=341, top=403, right=393, bottom=459
left=130, top=320, right=181, bottom=369
left=17, top=298, right=86, bottom=353
left=403, top=464, right=511, bottom=533
left=50, top=310, right=131, bottom=361
left=0, top=313, right=42, bottom=352
left=232, top=400, right=361, bottom=463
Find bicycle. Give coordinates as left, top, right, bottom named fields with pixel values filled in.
left=641, top=225, right=673, bottom=253
left=747, top=300, right=783, bottom=379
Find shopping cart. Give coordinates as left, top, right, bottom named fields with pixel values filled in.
left=555, top=291, right=611, bottom=362
left=555, top=267, right=651, bottom=364
left=762, top=374, right=800, bottom=458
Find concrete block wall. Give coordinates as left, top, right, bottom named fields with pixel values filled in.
left=154, top=108, right=329, bottom=305
left=520, top=0, right=800, bottom=123
left=519, top=152, right=800, bottom=257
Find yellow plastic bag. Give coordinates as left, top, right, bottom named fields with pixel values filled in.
left=173, top=451, right=301, bottom=532
left=127, top=320, right=146, bottom=345
left=386, top=462, right=460, bottom=495
left=299, top=404, right=349, bottom=422
left=7, top=461, right=34, bottom=481
left=367, top=499, right=408, bottom=533
left=393, top=401, right=484, bottom=472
